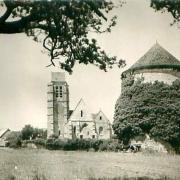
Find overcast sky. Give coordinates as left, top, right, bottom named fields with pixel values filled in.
left=0, top=0, right=180, bottom=130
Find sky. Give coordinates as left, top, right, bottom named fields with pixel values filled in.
left=0, top=0, right=180, bottom=130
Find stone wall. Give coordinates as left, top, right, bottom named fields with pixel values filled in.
left=135, top=72, right=178, bottom=84
left=47, top=73, right=69, bottom=138
left=94, top=111, right=112, bottom=139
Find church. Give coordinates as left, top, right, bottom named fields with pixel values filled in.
left=47, top=72, right=112, bottom=139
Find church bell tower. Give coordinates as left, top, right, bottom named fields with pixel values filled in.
left=47, top=72, right=69, bottom=138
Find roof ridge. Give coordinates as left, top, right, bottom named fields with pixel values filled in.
left=129, top=43, right=180, bottom=70
left=68, top=98, right=85, bottom=120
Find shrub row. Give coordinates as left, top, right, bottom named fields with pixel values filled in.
left=24, top=138, right=123, bottom=152
left=46, top=138, right=123, bottom=151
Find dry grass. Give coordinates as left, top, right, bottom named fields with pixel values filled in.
left=0, top=148, right=180, bottom=180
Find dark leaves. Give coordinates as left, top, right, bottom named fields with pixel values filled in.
left=151, top=0, right=180, bottom=27
left=1, top=0, right=125, bottom=72
left=113, top=76, right=180, bottom=151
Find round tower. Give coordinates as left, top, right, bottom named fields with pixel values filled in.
left=122, top=43, right=180, bottom=84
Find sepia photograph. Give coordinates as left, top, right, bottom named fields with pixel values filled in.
left=0, top=0, right=180, bottom=179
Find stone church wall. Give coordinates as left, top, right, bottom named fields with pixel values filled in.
left=47, top=73, right=112, bottom=140
left=94, top=111, right=112, bottom=139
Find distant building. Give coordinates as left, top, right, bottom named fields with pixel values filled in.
left=47, top=72, right=112, bottom=139
left=122, top=42, right=180, bottom=84
left=0, top=129, right=11, bottom=147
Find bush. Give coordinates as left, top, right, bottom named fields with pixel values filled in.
left=46, top=138, right=122, bottom=152
left=46, top=138, right=65, bottom=150
left=21, top=125, right=47, bottom=140
left=98, top=140, right=123, bottom=152
left=22, top=138, right=47, bottom=148
left=33, top=138, right=47, bottom=146
left=90, top=139, right=102, bottom=151
left=6, top=131, right=21, bottom=148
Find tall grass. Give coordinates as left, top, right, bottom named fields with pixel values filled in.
left=0, top=149, right=179, bottom=180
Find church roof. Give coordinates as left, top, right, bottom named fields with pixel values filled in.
left=69, top=110, right=74, bottom=117
left=126, top=43, right=180, bottom=73
left=68, top=99, right=111, bottom=123
left=68, top=98, right=93, bottom=122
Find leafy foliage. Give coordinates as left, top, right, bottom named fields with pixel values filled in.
left=21, top=125, right=34, bottom=140
left=151, top=0, right=180, bottom=27
left=21, top=124, right=47, bottom=140
left=6, top=131, right=21, bottom=148
left=113, top=76, right=180, bottom=152
left=0, top=0, right=125, bottom=72
left=46, top=138, right=122, bottom=151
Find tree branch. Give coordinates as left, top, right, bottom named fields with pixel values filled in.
left=0, top=6, right=13, bottom=23
left=0, top=11, right=45, bottom=33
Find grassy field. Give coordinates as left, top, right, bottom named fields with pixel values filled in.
left=0, top=148, right=180, bottom=180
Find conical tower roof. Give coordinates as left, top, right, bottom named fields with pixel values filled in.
left=128, top=43, right=180, bottom=71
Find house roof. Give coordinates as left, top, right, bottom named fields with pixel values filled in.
left=125, top=43, right=180, bottom=73
left=0, top=129, right=10, bottom=138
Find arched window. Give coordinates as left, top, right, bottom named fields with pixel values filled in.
left=99, top=127, right=103, bottom=134
left=99, top=116, right=102, bottom=120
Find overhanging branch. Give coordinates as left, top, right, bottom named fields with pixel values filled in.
left=0, top=6, right=13, bottom=23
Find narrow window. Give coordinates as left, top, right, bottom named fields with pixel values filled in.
left=59, top=130, right=61, bottom=135
left=92, top=135, right=95, bottom=139
left=55, top=86, right=59, bottom=97
left=80, top=135, right=83, bottom=139
left=60, top=86, right=63, bottom=97
left=73, top=126, right=76, bottom=134
left=81, top=110, right=83, bottom=117
left=87, top=131, right=89, bottom=135
left=100, top=116, right=102, bottom=120
left=72, top=126, right=76, bottom=139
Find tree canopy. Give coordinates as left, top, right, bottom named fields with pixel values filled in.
left=1, top=0, right=179, bottom=73
left=21, top=124, right=47, bottom=140
left=0, top=0, right=125, bottom=73
left=113, top=76, right=180, bottom=153
left=151, top=0, right=180, bottom=26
